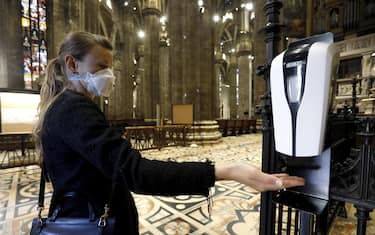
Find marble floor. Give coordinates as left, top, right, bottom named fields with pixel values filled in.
left=0, top=134, right=374, bottom=235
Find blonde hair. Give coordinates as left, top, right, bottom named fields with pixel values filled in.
left=33, top=31, right=113, bottom=161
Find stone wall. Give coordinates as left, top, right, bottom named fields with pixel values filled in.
left=333, top=33, right=375, bottom=113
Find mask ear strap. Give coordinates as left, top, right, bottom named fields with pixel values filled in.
left=68, top=74, right=82, bottom=81
left=68, top=71, right=91, bottom=81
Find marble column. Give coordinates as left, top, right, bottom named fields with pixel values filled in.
left=168, top=0, right=183, bottom=108
left=108, top=2, right=135, bottom=119
left=159, top=43, right=171, bottom=121
left=214, top=51, right=223, bottom=120
left=228, top=53, right=238, bottom=119
left=253, top=0, right=267, bottom=110
left=48, top=1, right=79, bottom=58
left=0, top=0, right=24, bottom=89
left=140, top=1, right=161, bottom=119
left=237, top=56, right=253, bottom=118
left=236, top=7, right=253, bottom=118
left=221, top=83, right=231, bottom=119
left=168, top=0, right=216, bottom=121
left=136, top=45, right=145, bottom=118
left=215, top=50, right=230, bottom=119
left=47, top=0, right=100, bottom=59
left=84, top=0, right=100, bottom=33
left=196, top=0, right=216, bottom=121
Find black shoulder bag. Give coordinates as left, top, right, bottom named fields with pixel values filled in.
left=30, top=165, right=117, bottom=235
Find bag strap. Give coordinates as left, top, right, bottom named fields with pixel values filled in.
left=38, top=167, right=45, bottom=207
left=38, top=160, right=120, bottom=223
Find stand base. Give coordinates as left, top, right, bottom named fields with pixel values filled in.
left=273, top=148, right=331, bottom=235
left=274, top=190, right=328, bottom=216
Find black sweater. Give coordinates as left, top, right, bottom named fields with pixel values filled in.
left=41, top=89, right=215, bottom=234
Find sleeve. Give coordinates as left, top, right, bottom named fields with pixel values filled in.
left=49, top=95, right=215, bottom=196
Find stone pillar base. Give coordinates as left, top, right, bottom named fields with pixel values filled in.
left=185, top=120, right=222, bottom=145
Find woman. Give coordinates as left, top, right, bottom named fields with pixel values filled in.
left=33, top=31, right=304, bottom=234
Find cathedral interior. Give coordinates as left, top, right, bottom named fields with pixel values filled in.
left=0, top=0, right=375, bottom=234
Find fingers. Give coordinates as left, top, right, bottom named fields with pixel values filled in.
left=258, top=174, right=305, bottom=192
left=271, top=173, right=305, bottom=188
left=280, top=176, right=305, bottom=189
left=256, top=174, right=284, bottom=191
left=237, top=165, right=305, bottom=192
left=255, top=171, right=283, bottom=186
left=272, top=173, right=289, bottom=178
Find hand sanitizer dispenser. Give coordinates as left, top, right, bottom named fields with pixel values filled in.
left=271, top=32, right=334, bottom=158
left=271, top=33, right=335, bottom=220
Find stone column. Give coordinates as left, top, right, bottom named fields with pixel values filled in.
left=221, top=83, right=231, bottom=119
left=47, top=0, right=64, bottom=58
left=236, top=6, right=253, bottom=119
left=167, top=0, right=221, bottom=144
left=228, top=53, right=238, bottom=119
left=215, top=51, right=230, bottom=119
left=214, top=48, right=224, bottom=119
left=168, top=0, right=216, bottom=121
left=136, top=45, right=145, bottom=118
left=159, top=43, right=171, bottom=120
left=140, top=1, right=161, bottom=120
left=0, top=0, right=24, bottom=89
left=84, top=0, right=100, bottom=33
left=196, top=0, right=216, bottom=121
left=168, top=0, right=183, bottom=108
left=108, top=2, right=135, bottom=120
left=237, top=56, right=253, bottom=118
left=253, top=0, right=267, bottom=110
left=47, top=0, right=101, bottom=58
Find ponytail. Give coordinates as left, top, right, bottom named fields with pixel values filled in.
left=39, top=58, right=66, bottom=110
left=33, top=57, right=68, bottom=162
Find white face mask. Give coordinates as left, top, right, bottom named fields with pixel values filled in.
left=69, top=68, right=116, bottom=97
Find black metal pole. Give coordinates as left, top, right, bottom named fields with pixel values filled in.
left=355, top=206, right=370, bottom=235
left=354, top=118, right=375, bottom=235
left=259, top=1, right=284, bottom=235
left=300, top=212, right=314, bottom=235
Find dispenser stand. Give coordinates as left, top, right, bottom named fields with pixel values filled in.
left=258, top=1, right=284, bottom=235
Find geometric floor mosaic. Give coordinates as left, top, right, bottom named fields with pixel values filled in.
left=0, top=134, right=374, bottom=234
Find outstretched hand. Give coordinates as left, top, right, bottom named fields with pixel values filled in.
left=215, top=163, right=305, bottom=192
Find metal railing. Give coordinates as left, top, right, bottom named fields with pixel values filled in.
left=123, top=125, right=188, bottom=150
left=0, top=133, right=38, bottom=169
left=216, top=119, right=257, bottom=136
left=0, top=125, right=188, bottom=169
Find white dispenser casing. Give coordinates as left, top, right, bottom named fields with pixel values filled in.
left=271, top=34, right=335, bottom=157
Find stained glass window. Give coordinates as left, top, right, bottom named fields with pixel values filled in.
left=21, top=0, right=47, bottom=90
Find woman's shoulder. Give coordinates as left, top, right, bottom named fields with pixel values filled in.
left=46, top=89, right=104, bottom=123
left=58, top=89, right=93, bottom=104
left=54, top=89, right=97, bottom=108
